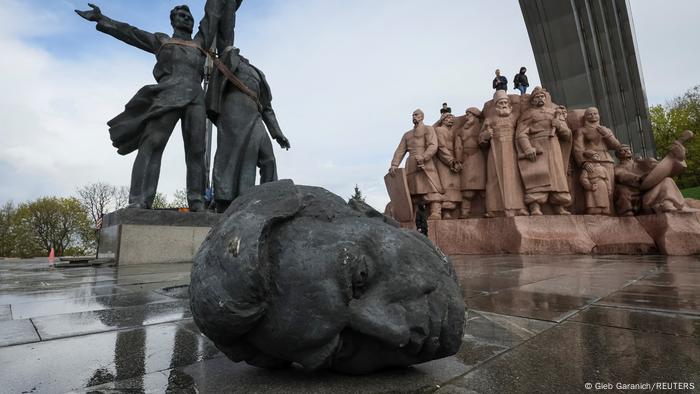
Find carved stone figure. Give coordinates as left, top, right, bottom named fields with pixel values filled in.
left=479, top=91, right=527, bottom=217
left=434, top=113, right=461, bottom=219
left=190, top=180, right=465, bottom=374
left=615, top=132, right=696, bottom=215
left=390, top=110, right=443, bottom=220
left=202, top=0, right=291, bottom=213
left=573, top=107, right=622, bottom=209
left=454, top=107, right=486, bottom=218
left=76, top=4, right=207, bottom=211
left=579, top=151, right=611, bottom=215
left=515, top=87, right=572, bottom=215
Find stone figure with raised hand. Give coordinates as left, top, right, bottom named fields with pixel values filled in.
left=76, top=3, right=208, bottom=211
left=201, top=0, right=291, bottom=213
left=615, top=132, right=696, bottom=215
left=479, top=91, right=527, bottom=217
left=579, top=151, right=611, bottom=215
left=573, top=107, right=622, bottom=208
left=454, top=107, right=486, bottom=218
left=515, top=87, right=572, bottom=215
left=390, top=110, right=443, bottom=220
left=434, top=112, right=461, bottom=219
left=190, top=180, right=465, bottom=374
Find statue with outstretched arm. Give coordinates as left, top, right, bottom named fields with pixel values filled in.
left=200, top=0, right=292, bottom=213
left=76, top=3, right=209, bottom=211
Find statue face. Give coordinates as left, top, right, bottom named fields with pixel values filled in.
left=443, top=115, right=455, bottom=128
left=619, top=146, right=633, bottom=160
left=495, top=98, right=512, bottom=117
left=412, top=111, right=424, bottom=125
left=244, top=218, right=464, bottom=374
left=585, top=108, right=600, bottom=124
left=531, top=92, right=546, bottom=107
left=171, top=8, right=194, bottom=33
left=464, top=111, right=475, bottom=126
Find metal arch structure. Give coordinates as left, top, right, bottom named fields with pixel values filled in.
left=519, top=0, right=656, bottom=158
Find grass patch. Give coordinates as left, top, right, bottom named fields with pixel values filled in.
left=682, top=186, right=700, bottom=199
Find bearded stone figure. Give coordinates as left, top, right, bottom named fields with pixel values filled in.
left=190, top=180, right=466, bottom=374
left=515, top=87, right=572, bottom=215
left=479, top=91, right=528, bottom=217
left=434, top=112, right=462, bottom=219
left=390, top=110, right=444, bottom=220
left=454, top=107, right=487, bottom=218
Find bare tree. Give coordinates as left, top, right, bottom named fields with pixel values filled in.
left=114, top=186, right=130, bottom=210
left=77, top=182, right=117, bottom=226
left=171, top=189, right=188, bottom=208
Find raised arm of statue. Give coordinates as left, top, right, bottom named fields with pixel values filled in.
left=76, top=4, right=163, bottom=54
left=200, top=0, right=243, bottom=52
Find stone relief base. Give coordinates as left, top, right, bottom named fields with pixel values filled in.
left=97, top=209, right=220, bottom=265
left=402, top=212, right=700, bottom=256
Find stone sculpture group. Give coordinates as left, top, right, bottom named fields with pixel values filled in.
left=76, top=0, right=290, bottom=213
left=388, top=88, right=695, bottom=220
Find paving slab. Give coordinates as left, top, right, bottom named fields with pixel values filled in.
left=0, top=319, right=40, bottom=347
left=571, top=306, right=700, bottom=337
left=436, top=321, right=700, bottom=394
left=10, top=291, right=174, bottom=320
left=32, top=300, right=191, bottom=340
left=597, top=283, right=700, bottom=315
left=466, top=289, right=595, bottom=322
left=0, top=321, right=221, bottom=394
left=0, top=305, right=10, bottom=321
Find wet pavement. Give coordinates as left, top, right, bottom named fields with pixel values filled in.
left=0, top=255, right=698, bottom=393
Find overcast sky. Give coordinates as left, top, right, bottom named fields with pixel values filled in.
left=1, top=0, right=698, bottom=210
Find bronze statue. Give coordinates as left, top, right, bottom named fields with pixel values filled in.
left=202, top=0, right=291, bottom=213
left=76, top=3, right=208, bottom=211
left=390, top=110, right=443, bottom=220
left=434, top=113, right=461, bottom=219
left=454, top=107, right=486, bottom=218
left=515, top=87, right=572, bottom=215
left=479, top=91, right=527, bottom=217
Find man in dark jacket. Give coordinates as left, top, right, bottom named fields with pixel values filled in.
left=492, top=69, right=508, bottom=91
left=514, top=67, right=529, bottom=95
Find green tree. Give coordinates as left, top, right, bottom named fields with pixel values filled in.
left=650, top=85, right=700, bottom=189
left=349, top=184, right=366, bottom=203
left=14, top=197, right=93, bottom=256
left=0, top=201, right=16, bottom=257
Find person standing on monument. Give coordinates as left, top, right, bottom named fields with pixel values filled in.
left=454, top=107, right=486, bottom=218
left=513, top=67, right=529, bottom=95
left=573, top=107, right=622, bottom=208
left=389, top=110, right=443, bottom=220
left=200, top=0, right=291, bottom=213
left=492, top=69, right=508, bottom=91
left=434, top=113, right=461, bottom=219
left=76, top=4, right=208, bottom=211
left=515, top=87, right=572, bottom=215
left=479, top=91, right=527, bottom=217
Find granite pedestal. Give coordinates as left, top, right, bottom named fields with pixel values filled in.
left=97, top=209, right=220, bottom=265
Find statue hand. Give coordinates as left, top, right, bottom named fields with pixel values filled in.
left=525, top=148, right=537, bottom=162
left=75, top=3, right=103, bottom=22
left=389, top=166, right=398, bottom=176
left=592, top=184, right=598, bottom=191
left=275, top=134, right=291, bottom=150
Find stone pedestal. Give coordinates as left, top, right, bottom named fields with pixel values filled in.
left=97, top=209, right=221, bottom=265
left=402, top=213, right=700, bottom=256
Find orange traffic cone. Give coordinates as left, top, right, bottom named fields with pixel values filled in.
left=48, top=247, right=55, bottom=266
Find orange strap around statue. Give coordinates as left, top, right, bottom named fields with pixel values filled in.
left=159, top=39, right=263, bottom=112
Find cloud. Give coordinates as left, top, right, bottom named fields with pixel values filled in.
left=1, top=0, right=698, bottom=211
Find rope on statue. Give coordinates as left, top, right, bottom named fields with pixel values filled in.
left=159, top=38, right=264, bottom=113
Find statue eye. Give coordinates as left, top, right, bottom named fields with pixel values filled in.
left=351, top=256, right=369, bottom=299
